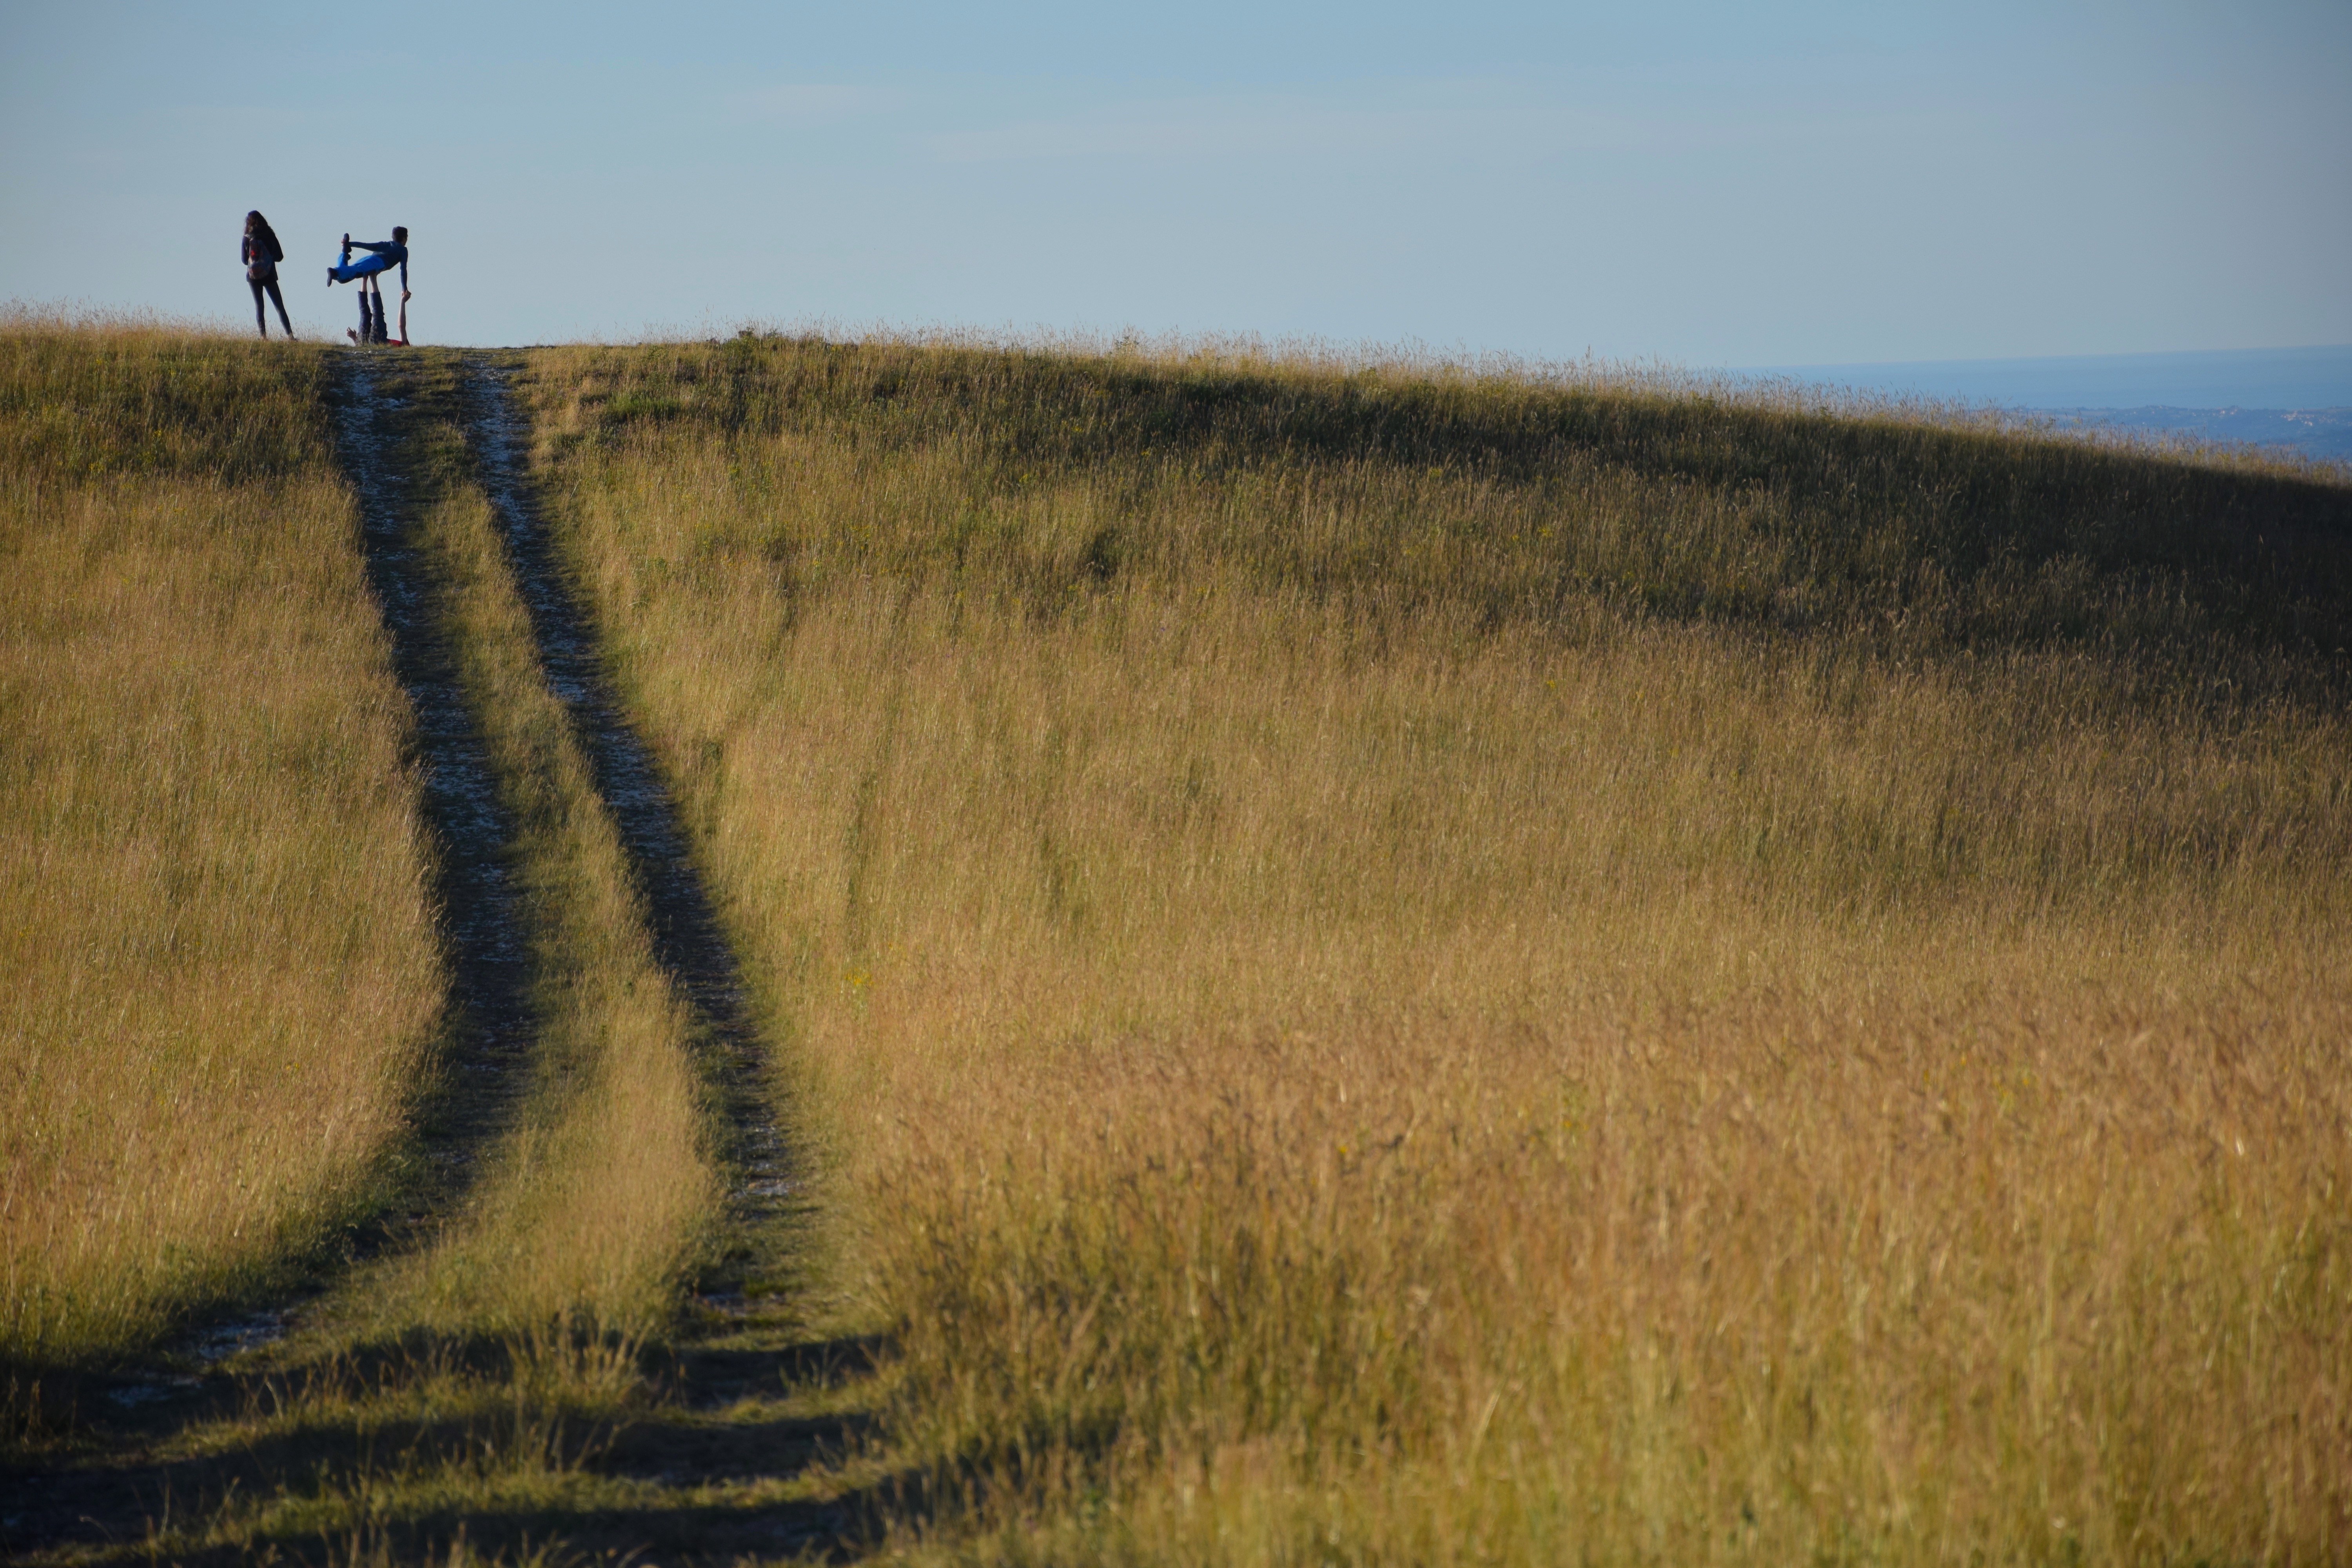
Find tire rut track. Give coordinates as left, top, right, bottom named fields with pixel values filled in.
left=151, top=354, right=546, bottom=1368
left=2, top=354, right=841, bottom=1566
left=457, top=354, right=789, bottom=1246
left=0, top=354, right=547, bottom=1558
left=342, top=354, right=541, bottom=1225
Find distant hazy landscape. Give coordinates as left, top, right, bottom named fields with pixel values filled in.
left=2040, top=404, right=2352, bottom=459
left=1754, top=343, right=2352, bottom=460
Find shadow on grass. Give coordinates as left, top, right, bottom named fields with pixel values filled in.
left=0, top=1327, right=902, bottom=1565
left=625, top=335, right=2352, bottom=665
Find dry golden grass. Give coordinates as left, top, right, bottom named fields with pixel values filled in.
left=521, top=334, right=2352, bottom=1564
left=0, top=322, right=440, bottom=1370
left=353, top=421, right=718, bottom=1338
left=3, top=343, right=748, bottom=1562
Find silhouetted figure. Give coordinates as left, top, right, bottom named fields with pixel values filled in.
left=330, top=226, right=410, bottom=346
left=242, top=211, right=293, bottom=339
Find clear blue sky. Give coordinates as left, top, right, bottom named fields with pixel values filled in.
left=3, top=0, right=2347, bottom=363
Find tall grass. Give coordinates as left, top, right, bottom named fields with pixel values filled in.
left=0, top=321, right=440, bottom=1371
left=524, top=333, right=2352, bottom=1564
left=3, top=343, right=739, bottom=1563
left=357, top=385, right=719, bottom=1338
left=1, top=318, right=711, bottom=1389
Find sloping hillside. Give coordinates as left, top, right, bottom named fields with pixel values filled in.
left=516, top=334, right=2352, bottom=1566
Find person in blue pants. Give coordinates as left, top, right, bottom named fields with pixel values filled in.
left=329, top=227, right=409, bottom=345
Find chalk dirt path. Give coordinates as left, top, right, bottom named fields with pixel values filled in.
left=0, top=352, right=886, bottom=1567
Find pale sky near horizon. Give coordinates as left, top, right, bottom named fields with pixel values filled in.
left=2, top=1, right=2347, bottom=365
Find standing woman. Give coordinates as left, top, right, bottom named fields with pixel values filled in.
left=243, top=211, right=294, bottom=339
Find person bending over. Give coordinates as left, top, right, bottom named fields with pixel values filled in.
left=242, top=210, right=293, bottom=339
left=329, top=227, right=410, bottom=345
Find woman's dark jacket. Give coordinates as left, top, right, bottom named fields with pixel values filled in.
left=243, top=222, right=284, bottom=282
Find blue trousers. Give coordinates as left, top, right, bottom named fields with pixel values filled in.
left=330, top=252, right=395, bottom=284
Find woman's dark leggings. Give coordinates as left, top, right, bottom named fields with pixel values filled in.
left=249, top=278, right=291, bottom=338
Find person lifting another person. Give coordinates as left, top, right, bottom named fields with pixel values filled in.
left=329, top=226, right=410, bottom=346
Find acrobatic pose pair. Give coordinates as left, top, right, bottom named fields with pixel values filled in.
left=329, top=228, right=410, bottom=346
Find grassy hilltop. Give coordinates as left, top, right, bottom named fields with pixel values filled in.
left=3, top=320, right=2348, bottom=1564
left=523, top=334, right=2352, bottom=1563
